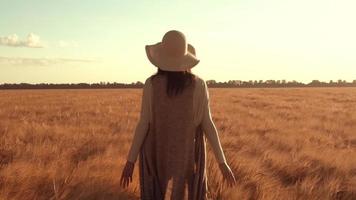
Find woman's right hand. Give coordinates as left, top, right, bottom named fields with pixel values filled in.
left=218, top=162, right=236, bottom=187
left=120, top=161, right=135, bottom=188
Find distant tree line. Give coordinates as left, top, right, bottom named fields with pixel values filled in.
left=206, top=79, right=356, bottom=88
left=0, top=81, right=144, bottom=89
left=0, top=80, right=356, bottom=89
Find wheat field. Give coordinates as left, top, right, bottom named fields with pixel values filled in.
left=0, top=88, right=355, bottom=200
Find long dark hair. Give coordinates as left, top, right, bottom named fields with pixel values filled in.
left=153, top=68, right=195, bottom=97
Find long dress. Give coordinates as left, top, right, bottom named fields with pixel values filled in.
left=139, top=75, right=208, bottom=200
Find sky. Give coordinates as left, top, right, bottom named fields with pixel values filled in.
left=0, top=0, right=355, bottom=84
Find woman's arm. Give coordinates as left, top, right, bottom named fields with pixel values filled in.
left=121, top=78, right=151, bottom=188
left=202, top=107, right=227, bottom=164
left=201, top=89, right=227, bottom=164
left=200, top=80, right=236, bottom=186
left=126, top=78, right=151, bottom=163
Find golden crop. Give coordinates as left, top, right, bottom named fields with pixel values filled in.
left=0, top=88, right=355, bottom=200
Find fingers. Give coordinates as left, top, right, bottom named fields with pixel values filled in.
left=121, top=176, right=131, bottom=188
left=125, top=177, right=130, bottom=188
left=120, top=176, right=128, bottom=188
left=120, top=162, right=134, bottom=189
left=225, top=174, right=234, bottom=187
left=120, top=166, right=128, bottom=188
left=226, top=169, right=235, bottom=184
left=220, top=163, right=237, bottom=187
left=120, top=174, right=128, bottom=188
left=225, top=174, right=235, bottom=187
left=120, top=170, right=126, bottom=187
left=227, top=170, right=236, bottom=186
left=228, top=173, right=236, bottom=186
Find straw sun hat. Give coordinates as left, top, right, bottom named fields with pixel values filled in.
left=145, top=30, right=200, bottom=72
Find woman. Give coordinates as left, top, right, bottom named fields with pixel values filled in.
left=120, top=30, right=236, bottom=200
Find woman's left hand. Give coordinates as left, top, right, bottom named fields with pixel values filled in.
left=120, top=161, right=135, bottom=188
left=219, top=162, right=237, bottom=187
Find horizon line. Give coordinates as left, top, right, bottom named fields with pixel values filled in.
left=1, top=79, right=356, bottom=85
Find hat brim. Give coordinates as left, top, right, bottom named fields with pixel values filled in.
left=145, top=43, right=200, bottom=72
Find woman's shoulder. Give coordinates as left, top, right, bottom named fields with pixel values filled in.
left=193, top=75, right=207, bottom=91
left=193, top=74, right=205, bottom=85
left=144, top=75, right=155, bottom=86
left=142, top=76, right=153, bottom=93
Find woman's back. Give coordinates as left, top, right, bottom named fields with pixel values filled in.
left=140, top=74, right=207, bottom=199
left=149, top=74, right=196, bottom=174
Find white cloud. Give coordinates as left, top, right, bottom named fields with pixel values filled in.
left=0, top=56, right=95, bottom=66
left=0, top=33, right=45, bottom=48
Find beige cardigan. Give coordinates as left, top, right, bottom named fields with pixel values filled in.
left=127, top=76, right=227, bottom=164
